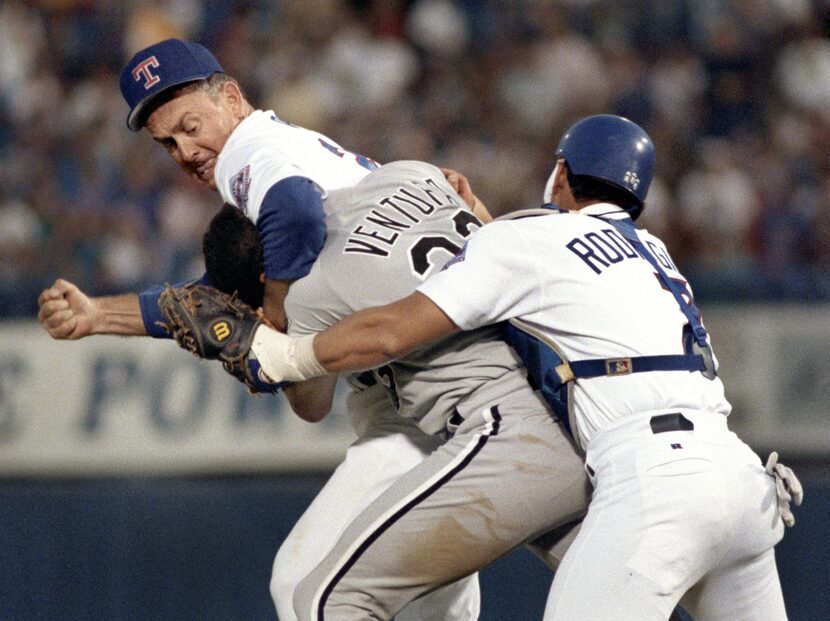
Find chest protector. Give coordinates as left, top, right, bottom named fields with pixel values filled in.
left=498, top=208, right=716, bottom=445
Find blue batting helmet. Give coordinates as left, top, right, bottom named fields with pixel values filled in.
left=555, top=115, right=654, bottom=217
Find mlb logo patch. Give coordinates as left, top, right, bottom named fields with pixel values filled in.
left=230, top=165, right=251, bottom=213
left=605, top=358, right=632, bottom=375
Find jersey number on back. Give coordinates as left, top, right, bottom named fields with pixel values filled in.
left=409, top=210, right=481, bottom=278
left=378, top=209, right=482, bottom=408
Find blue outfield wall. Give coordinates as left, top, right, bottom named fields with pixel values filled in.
left=0, top=466, right=828, bottom=621
left=1, top=312, right=828, bottom=619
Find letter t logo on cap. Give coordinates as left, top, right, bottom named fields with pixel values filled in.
left=132, top=56, right=161, bottom=89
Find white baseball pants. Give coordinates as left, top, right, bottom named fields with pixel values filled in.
left=544, top=410, right=787, bottom=621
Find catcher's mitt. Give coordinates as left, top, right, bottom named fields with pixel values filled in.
left=157, top=284, right=273, bottom=392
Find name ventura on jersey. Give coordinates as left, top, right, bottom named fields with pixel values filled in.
left=343, top=176, right=470, bottom=257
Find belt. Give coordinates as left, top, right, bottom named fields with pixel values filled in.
left=649, top=413, right=694, bottom=434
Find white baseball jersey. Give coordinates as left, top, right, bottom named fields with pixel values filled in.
left=418, top=204, right=732, bottom=447
left=419, top=204, right=787, bottom=621
left=214, top=110, right=375, bottom=222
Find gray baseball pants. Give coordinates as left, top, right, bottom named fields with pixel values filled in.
left=293, top=392, right=590, bottom=620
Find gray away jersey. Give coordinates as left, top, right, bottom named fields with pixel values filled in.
left=284, top=161, right=540, bottom=435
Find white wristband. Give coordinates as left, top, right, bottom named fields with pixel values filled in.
left=291, top=333, right=327, bottom=379
left=251, top=326, right=327, bottom=383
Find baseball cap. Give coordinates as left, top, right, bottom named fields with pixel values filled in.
left=119, top=38, right=224, bottom=131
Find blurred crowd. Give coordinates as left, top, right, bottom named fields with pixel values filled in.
left=3, top=0, right=830, bottom=317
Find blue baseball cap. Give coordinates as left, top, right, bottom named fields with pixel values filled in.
left=120, top=38, right=224, bottom=131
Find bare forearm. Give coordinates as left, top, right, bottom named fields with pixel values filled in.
left=38, top=279, right=148, bottom=340
left=91, top=294, right=148, bottom=336
left=471, top=195, right=493, bottom=223
left=283, top=375, right=337, bottom=422
left=251, top=293, right=459, bottom=384
left=313, top=293, right=458, bottom=373
left=263, top=278, right=290, bottom=332
left=441, top=167, right=492, bottom=223
left=313, top=307, right=407, bottom=372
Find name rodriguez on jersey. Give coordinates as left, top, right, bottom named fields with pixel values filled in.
left=566, top=222, right=678, bottom=276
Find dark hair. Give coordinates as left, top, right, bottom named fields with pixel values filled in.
left=566, top=166, right=643, bottom=218
left=203, top=204, right=265, bottom=308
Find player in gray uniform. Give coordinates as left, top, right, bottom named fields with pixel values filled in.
left=37, top=38, right=485, bottom=621
left=210, top=160, right=590, bottom=619
left=203, top=199, right=486, bottom=621
left=286, top=162, right=540, bottom=435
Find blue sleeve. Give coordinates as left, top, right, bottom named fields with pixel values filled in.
left=256, top=176, right=326, bottom=281
left=138, top=273, right=211, bottom=338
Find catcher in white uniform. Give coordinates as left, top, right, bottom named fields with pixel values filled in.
left=225, top=116, right=802, bottom=620
left=36, top=39, right=481, bottom=620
